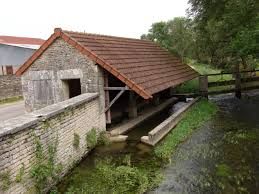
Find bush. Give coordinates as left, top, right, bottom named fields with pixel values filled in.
left=97, top=131, right=110, bottom=146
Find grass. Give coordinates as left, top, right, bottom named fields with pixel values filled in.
left=0, top=96, right=23, bottom=105
left=154, top=99, right=218, bottom=161
left=176, top=60, right=233, bottom=93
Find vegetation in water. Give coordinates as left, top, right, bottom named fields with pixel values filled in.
left=57, top=99, right=217, bottom=193
left=97, top=131, right=111, bottom=146
left=155, top=99, right=218, bottom=161
left=63, top=155, right=162, bottom=194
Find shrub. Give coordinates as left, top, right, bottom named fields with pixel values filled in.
left=97, top=131, right=110, bottom=146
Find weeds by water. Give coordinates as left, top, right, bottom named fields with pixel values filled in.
left=57, top=99, right=218, bottom=194
left=63, top=155, right=162, bottom=194
left=155, top=99, right=218, bottom=161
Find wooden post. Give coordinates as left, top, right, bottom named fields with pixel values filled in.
left=153, top=94, right=160, bottom=106
left=104, top=72, right=111, bottom=124
left=169, top=87, right=176, bottom=97
left=199, top=75, right=208, bottom=98
left=235, top=64, right=242, bottom=99
left=128, top=91, right=137, bottom=118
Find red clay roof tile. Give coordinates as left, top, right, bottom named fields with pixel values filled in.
left=0, top=36, right=44, bottom=45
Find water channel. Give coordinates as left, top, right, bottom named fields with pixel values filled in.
left=57, top=92, right=259, bottom=194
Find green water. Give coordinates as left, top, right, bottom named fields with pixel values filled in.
left=57, top=92, right=259, bottom=194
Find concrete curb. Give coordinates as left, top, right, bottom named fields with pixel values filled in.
left=141, top=97, right=200, bottom=146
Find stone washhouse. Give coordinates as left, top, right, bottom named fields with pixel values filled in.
left=16, top=28, right=199, bottom=126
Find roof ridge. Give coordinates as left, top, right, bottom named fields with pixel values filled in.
left=62, top=29, right=152, bottom=43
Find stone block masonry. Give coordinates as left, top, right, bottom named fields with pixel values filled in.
left=0, top=75, right=22, bottom=101
left=0, top=93, right=106, bottom=194
left=22, top=38, right=105, bottom=113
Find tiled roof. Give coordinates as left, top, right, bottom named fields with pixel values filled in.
left=0, top=36, right=44, bottom=45
left=16, top=28, right=199, bottom=99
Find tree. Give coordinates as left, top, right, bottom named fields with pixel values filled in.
left=141, top=17, right=195, bottom=60
left=188, top=0, right=259, bottom=69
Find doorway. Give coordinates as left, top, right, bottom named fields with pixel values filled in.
left=62, top=79, right=81, bottom=99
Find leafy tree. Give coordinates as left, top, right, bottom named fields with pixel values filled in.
left=188, top=0, right=259, bottom=69
left=141, top=17, right=195, bottom=60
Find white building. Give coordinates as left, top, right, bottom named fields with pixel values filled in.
left=0, top=36, right=44, bottom=75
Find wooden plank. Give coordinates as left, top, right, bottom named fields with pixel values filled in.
left=104, top=86, right=130, bottom=90
left=208, top=77, right=259, bottom=87
left=105, top=90, right=125, bottom=112
left=104, top=72, right=111, bottom=124
left=204, top=69, right=259, bottom=76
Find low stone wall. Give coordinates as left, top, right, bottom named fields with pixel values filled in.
left=141, top=98, right=200, bottom=146
left=0, top=75, right=22, bottom=101
left=0, top=93, right=106, bottom=194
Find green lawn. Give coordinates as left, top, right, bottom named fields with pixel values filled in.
left=176, top=60, right=233, bottom=93
left=0, top=96, right=23, bottom=105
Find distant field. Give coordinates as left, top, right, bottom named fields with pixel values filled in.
left=176, top=60, right=258, bottom=93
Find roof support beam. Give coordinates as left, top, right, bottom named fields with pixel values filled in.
left=104, top=72, right=111, bottom=124
left=105, top=87, right=127, bottom=113
left=104, top=86, right=130, bottom=91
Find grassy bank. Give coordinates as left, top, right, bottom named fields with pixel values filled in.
left=56, top=99, right=218, bottom=194
left=155, top=99, right=218, bottom=161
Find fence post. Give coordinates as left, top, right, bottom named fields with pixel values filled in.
left=235, top=64, right=242, bottom=99
left=235, top=72, right=242, bottom=99
left=199, top=75, right=208, bottom=98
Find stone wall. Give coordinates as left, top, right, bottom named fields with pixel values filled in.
left=22, top=38, right=105, bottom=112
left=0, top=93, right=106, bottom=194
left=0, top=75, right=22, bottom=101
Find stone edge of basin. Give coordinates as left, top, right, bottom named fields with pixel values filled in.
left=0, top=93, right=98, bottom=138
left=109, top=97, right=178, bottom=137
left=141, top=97, right=201, bottom=146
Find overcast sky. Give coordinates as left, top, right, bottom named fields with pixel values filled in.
left=1, top=0, right=189, bottom=40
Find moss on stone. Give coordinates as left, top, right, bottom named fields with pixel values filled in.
left=86, top=128, right=97, bottom=149
left=73, top=133, right=80, bottom=149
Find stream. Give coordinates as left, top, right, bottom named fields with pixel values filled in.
left=57, top=91, right=259, bottom=194
left=151, top=92, right=259, bottom=194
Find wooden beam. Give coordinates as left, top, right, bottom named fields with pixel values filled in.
left=104, top=72, right=111, bottom=123
left=105, top=89, right=125, bottom=112
left=104, top=86, right=130, bottom=91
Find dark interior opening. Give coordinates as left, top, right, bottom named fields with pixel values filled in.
left=67, top=79, right=81, bottom=98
